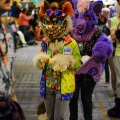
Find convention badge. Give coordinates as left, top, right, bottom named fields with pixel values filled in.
left=77, top=42, right=84, bottom=51
left=64, top=48, right=72, bottom=55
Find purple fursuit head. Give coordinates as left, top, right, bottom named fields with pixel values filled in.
left=71, top=1, right=103, bottom=42
left=69, top=0, right=78, bottom=10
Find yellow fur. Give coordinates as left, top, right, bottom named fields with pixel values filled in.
left=34, top=52, right=50, bottom=69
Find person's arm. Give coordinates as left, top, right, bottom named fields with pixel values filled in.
left=111, top=29, right=116, bottom=41
left=110, top=17, right=118, bottom=41
left=22, top=14, right=32, bottom=21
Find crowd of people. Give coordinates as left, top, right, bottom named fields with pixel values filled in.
left=2, top=1, right=42, bottom=51
left=0, top=0, right=120, bottom=120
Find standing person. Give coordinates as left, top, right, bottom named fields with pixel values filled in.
left=69, top=0, right=113, bottom=120
left=0, top=0, right=25, bottom=119
left=34, top=0, right=81, bottom=120
left=107, top=0, right=120, bottom=118
left=19, top=8, right=32, bottom=35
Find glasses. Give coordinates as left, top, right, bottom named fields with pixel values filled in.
left=45, top=9, right=63, bottom=17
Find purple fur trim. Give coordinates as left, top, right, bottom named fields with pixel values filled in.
left=72, top=28, right=95, bottom=42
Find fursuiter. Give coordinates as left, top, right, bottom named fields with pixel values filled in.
left=69, top=0, right=113, bottom=120
left=34, top=0, right=81, bottom=120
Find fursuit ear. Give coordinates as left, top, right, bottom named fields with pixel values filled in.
left=62, top=1, right=74, bottom=16
left=39, top=0, right=50, bottom=15
left=44, top=0, right=50, bottom=11
left=59, top=0, right=67, bottom=8
left=89, top=1, right=103, bottom=17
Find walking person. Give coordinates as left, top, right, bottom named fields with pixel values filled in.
left=108, top=0, right=120, bottom=117
left=0, top=0, right=25, bottom=119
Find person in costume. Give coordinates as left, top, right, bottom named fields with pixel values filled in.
left=69, top=0, right=113, bottom=120
left=33, top=0, right=81, bottom=120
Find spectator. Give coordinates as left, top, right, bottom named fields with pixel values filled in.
left=35, top=22, right=44, bottom=41
left=0, top=0, right=25, bottom=119
left=8, top=19, right=29, bottom=49
left=109, top=6, right=116, bottom=18
left=9, top=1, right=21, bottom=25
left=19, top=8, right=33, bottom=35
left=24, top=25, right=37, bottom=45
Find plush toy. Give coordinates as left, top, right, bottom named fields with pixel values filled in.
left=34, top=0, right=81, bottom=120
left=69, top=1, right=113, bottom=120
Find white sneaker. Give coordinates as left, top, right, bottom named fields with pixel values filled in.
left=104, top=83, right=110, bottom=87
left=23, top=44, right=29, bottom=47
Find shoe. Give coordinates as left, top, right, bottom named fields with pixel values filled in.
left=108, top=106, right=120, bottom=118
left=104, top=83, right=110, bottom=87
left=23, top=44, right=29, bottom=47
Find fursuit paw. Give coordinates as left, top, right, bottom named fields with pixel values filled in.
left=34, top=53, right=50, bottom=69
left=49, top=54, right=74, bottom=72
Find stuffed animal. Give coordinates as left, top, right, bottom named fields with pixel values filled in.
left=34, top=0, right=81, bottom=120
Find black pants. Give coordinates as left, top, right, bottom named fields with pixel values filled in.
left=69, top=74, right=96, bottom=120
left=105, top=59, right=110, bottom=83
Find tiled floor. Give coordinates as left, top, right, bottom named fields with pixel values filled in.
left=14, top=44, right=120, bottom=120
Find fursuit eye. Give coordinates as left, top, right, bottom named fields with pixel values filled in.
left=84, top=15, right=90, bottom=20
left=55, top=10, right=63, bottom=17
left=46, top=9, right=52, bottom=16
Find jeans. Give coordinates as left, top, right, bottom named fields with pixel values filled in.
left=19, top=25, right=27, bottom=35
left=27, top=40, right=35, bottom=45
left=69, top=74, right=96, bottom=120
